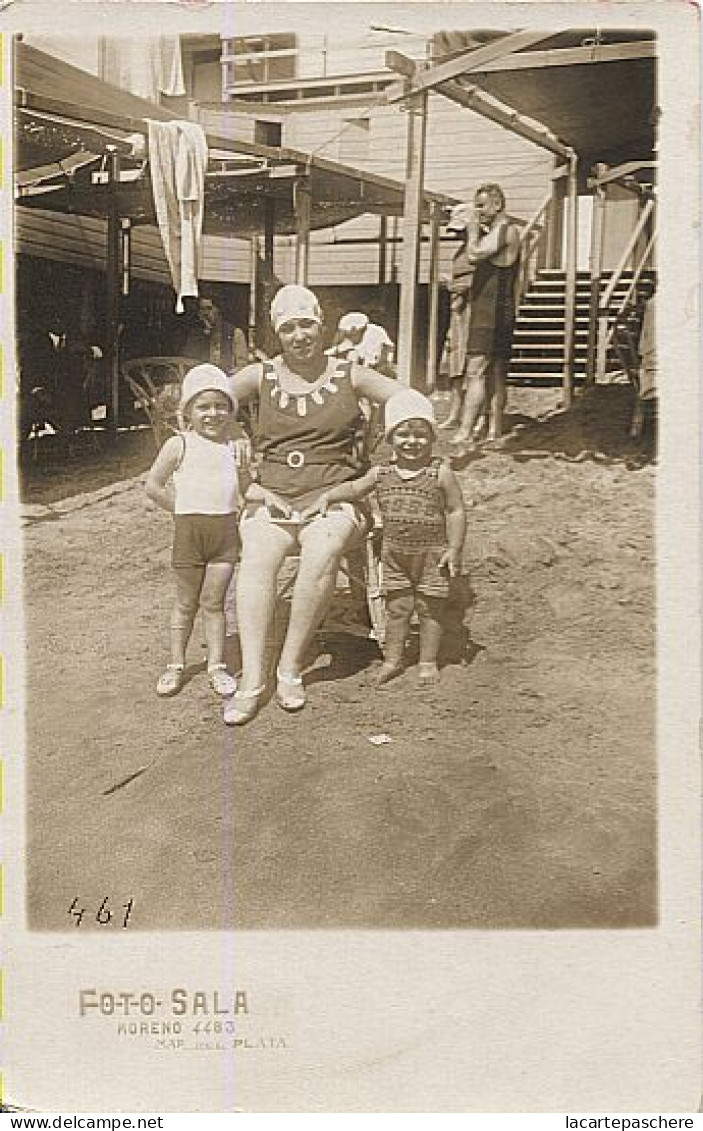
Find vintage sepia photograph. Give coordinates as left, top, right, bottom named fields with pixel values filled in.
left=2, top=0, right=699, bottom=1114
left=16, top=16, right=659, bottom=931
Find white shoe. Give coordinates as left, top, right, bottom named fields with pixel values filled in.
left=276, top=668, right=306, bottom=712
left=208, top=664, right=237, bottom=698
left=223, top=685, right=265, bottom=726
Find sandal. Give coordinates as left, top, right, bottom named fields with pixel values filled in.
left=156, top=664, right=185, bottom=698
left=208, top=664, right=237, bottom=698
left=276, top=668, right=307, bottom=712
left=223, top=685, right=265, bottom=726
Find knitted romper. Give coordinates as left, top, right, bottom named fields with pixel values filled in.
left=375, top=458, right=449, bottom=599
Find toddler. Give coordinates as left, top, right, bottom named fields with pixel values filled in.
left=145, top=364, right=242, bottom=698
left=304, top=389, right=467, bottom=685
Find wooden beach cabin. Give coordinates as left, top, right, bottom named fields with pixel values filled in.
left=14, top=38, right=454, bottom=432
left=15, top=28, right=657, bottom=419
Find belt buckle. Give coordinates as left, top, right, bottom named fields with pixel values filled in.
left=286, top=449, right=305, bottom=469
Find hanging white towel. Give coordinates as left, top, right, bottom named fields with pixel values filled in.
left=147, top=119, right=209, bottom=313
left=158, top=36, right=186, bottom=98
left=101, top=36, right=185, bottom=102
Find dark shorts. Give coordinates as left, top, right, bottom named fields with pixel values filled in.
left=382, top=545, right=450, bottom=599
left=172, top=512, right=240, bottom=569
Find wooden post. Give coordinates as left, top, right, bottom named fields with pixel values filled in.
left=105, top=146, right=121, bottom=439
left=545, top=158, right=567, bottom=269
left=261, top=196, right=276, bottom=353
left=120, top=218, right=131, bottom=297
left=561, top=152, right=578, bottom=406
left=425, top=202, right=442, bottom=393
left=585, top=164, right=608, bottom=387
left=378, top=215, right=388, bottom=284
left=263, top=196, right=275, bottom=278
left=397, top=90, right=428, bottom=388
left=248, top=235, right=259, bottom=358
left=294, top=177, right=312, bottom=286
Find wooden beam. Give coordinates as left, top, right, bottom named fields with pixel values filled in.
left=262, top=196, right=276, bottom=352
left=378, top=215, right=388, bottom=284
left=585, top=165, right=608, bottom=386
left=434, top=77, right=570, bottom=159
left=248, top=235, right=259, bottom=358
left=587, top=160, right=657, bottom=188
left=396, top=91, right=428, bottom=388
left=545, top=156, right=566, bottom=269
left=562, top=154, right=578, bottom=407
left=105, top=146, right=121, bottom=438
left=384, top=50, right=416, bottom=79
left=120, top=217, right=131, bottom=297
left=263, top=197, right=275, bottom=273
left=425, top=203, right=442, bottom=393
left=386, top=30, right=553, bottom=103
left=293, top=177, right=312, bottom=286
left=475, top=39, right=656, bottom=73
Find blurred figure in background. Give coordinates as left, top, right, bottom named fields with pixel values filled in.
left=328, top=311, right=396, bottom=378
left=181, top=296, right=249, bottom=372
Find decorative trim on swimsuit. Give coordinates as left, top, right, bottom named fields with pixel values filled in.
left=262, top=359, right=349, bottom=417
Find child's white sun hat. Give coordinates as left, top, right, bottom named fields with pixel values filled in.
left=179, top=364, right=237, bottom=415
left=384, top=389, right=437, bottom=438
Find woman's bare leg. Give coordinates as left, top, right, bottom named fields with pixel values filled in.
left=277, top=512, right=357, bottom=679
left=437, top=380, right=464, bottom=429
left=235, top=515, right=295, bottom=693
left=453, top=354, right=491, bottom=445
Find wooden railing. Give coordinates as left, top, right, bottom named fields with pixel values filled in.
left=515, top=187, right=552, bottom=307
left=608, top=230, right=657, bottom=335
left=595, top=195, right=656, bottom=382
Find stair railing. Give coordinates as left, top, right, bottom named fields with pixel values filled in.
left=594, top=195, right=656, bottom=381
left=515, top=188, right=552, bottom=307
left=608, top=229, right=657, bottom=334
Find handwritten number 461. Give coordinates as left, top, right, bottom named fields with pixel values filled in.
left=68, top=897, right=133, bottom=928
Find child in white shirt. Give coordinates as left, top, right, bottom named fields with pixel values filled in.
left=145, top=364, right=243, bottom=698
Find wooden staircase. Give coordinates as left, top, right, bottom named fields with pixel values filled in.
left=509, top=268, right=655, bottom=384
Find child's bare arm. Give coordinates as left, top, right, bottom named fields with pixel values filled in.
left=438, top=463, right=467, bottom=576
left=144, top=435, right=183, bottom=513
left=300, top=467, right=379, bottom=520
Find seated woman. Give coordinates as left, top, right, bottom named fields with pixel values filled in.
left=224, top=284, right=401, bottom=726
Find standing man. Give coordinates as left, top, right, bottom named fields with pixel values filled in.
left=443, top=184, right=521, bottom=451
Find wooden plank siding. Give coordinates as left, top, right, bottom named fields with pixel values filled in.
left=198, top=92, right=553, bottom=286
left=282, top=96, right=553, bottom=216
left=15, top=208, right=252, bottom=287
